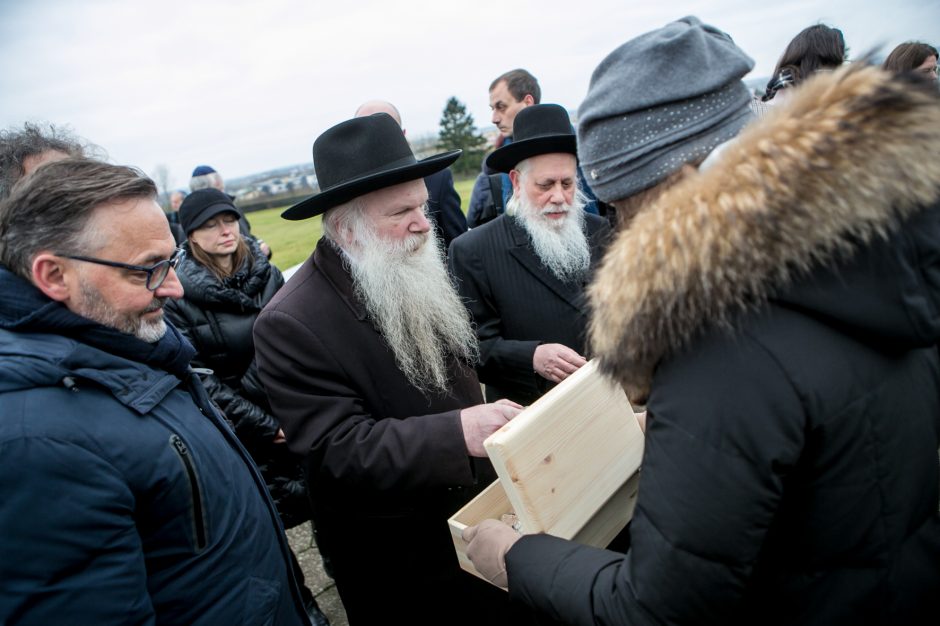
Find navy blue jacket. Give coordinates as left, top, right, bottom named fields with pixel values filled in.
left=0, top=267, right=308, bottom=626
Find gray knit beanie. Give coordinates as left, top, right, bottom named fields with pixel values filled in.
left=577, top=16, right=755, bottom=202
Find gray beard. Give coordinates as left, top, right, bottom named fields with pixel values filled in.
left=77, top=276, right=168, bottom=343
left=345, top=222, right=479, bottom=395
left=508, top=193, right=591, bottom=283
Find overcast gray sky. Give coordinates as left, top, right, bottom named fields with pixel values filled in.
left=1, top=0, right=937, bottom=189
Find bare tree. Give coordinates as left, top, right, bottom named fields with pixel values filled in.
left=151, top=164, right=172, bottom=210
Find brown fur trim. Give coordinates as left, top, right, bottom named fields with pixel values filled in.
left=589, top=65, right=940, bottom=402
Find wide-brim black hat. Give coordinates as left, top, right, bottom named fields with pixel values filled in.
left=486, top=103, right=577, bottom=173
left=282, top=113, right=461, bottom=220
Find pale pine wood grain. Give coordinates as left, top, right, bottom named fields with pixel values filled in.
left=448, top=359, right=644, bottom=584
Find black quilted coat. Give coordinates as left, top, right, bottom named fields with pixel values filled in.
left=166, top=239, right=309, bottom=528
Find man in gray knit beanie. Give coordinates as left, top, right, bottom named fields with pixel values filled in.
left=577, top=15, right=754, bottom=204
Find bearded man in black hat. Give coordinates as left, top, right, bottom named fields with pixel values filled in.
left=253, top=113, right=527, bottom=625
left=449, top=104, right=610, bottom=406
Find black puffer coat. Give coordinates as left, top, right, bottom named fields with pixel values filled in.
left=166, top=239, right=308, bottom=528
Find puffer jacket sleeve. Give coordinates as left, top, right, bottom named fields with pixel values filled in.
left=165, top=294, right=281, bottom=448
left=505, top=328, right=805, bottom=625
left=199, top=366, right=280, bottom=448
left=0, top=437, right=154, bottom=624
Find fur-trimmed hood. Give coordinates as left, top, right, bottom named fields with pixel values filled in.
left=589, top=65, right=940, bottom=402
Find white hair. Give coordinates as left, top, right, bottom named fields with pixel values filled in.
left=322, top=197, right=364, bottom=247
left=189, top=172, right=223, bottom=192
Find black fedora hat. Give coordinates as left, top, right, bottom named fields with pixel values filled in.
left=282, top=113, right=461, bottom=220
left=485, top=104, right=577, bottom=173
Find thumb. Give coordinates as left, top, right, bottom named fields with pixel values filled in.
left=461, top=524, right=478, bottom=543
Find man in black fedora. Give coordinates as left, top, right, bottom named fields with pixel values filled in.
left=253, top=113, right=527, bottom=625
left=354, top=99, right=468, bottom=251
left=448, top=104, right=611, bottom=406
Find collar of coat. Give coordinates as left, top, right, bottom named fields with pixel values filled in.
left=313, top=237, right=368, bottom=321
left=589, top=65, right=940, bottom=403
left=177, top=238, right=273, bottom=311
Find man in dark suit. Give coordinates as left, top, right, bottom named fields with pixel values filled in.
left=253, top=113, right=525, bottom=625
left=355, top=100, right=467, bottom=249
left=449, top=104, right=610, bottom=406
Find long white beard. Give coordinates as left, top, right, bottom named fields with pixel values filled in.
left=508, top=192, right=591, bottom=283
left=345, top=219, right=479, bottom=395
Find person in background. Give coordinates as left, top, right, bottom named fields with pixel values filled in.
left=467, top=69, right=539, bottom=227
left=166, top=189, right=187, bottom=244
left=0, top=159, right=308, bottom=625
left=169, top=189, right=187, bottom=211
left=0, top=122, right=89, bottom=200
left=463, top=16, right=940, bottom=625
left=449, top=104, right=610, bottom=405
left=883, top=41, right=938, bottom=82
left=189, top=164, right=271, bottom=258
left=758, top=23, right=846, bottom=111
left=469, top=69, right=600, bottom=226
left=355, top=99, right=467, bottom=250
left=189, top=164, right=226, bottom=192
left=164, top=188, right=328, bottom=625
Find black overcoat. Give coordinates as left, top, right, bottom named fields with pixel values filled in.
left=448, top=213, right=610, bottom=404
left=424, top=168, right=467, bottom=250
left=253, top=238, right=517, bottom=625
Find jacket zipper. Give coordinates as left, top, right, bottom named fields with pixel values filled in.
left=170, top=434, right=208, bottom=551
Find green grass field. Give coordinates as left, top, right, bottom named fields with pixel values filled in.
left=249, top=174, right=477, bottom=271
left=454, top=176, right=474, bottom=210
left=248, top=209, right=323, bottom=270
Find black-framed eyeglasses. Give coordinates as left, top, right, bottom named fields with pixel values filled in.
left=58, top=247, right=185, bottom=291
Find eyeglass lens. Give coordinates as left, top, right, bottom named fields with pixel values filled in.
left=146, top=250, right=183, bottom=291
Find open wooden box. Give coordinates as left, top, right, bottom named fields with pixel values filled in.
left=448, top=359, right=644, bottom=584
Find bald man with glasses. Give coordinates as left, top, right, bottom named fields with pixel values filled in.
left=0, top=159, right=308, bottom=625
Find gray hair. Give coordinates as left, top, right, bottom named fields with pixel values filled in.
left=189, top=171, right=224, bottom=191
left=0, top=159, right=156, bottom=281
left=0, top=122, right=93, bottom=200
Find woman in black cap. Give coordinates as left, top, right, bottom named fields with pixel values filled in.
left=165, top=188, right=329, bottom=626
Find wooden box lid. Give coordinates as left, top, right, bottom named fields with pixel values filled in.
left=483, top=358, right=643, bottom=538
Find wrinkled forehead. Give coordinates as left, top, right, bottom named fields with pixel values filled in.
left=86, top=197, right=176, bottom=259
left=359, top=178, right=428, bottom=216
left=524, top=153, right=578, bottom=179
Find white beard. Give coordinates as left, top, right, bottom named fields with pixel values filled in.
left=345, top=218, right=479, bottom=395
left=508, top=192, right=591, bottom=283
